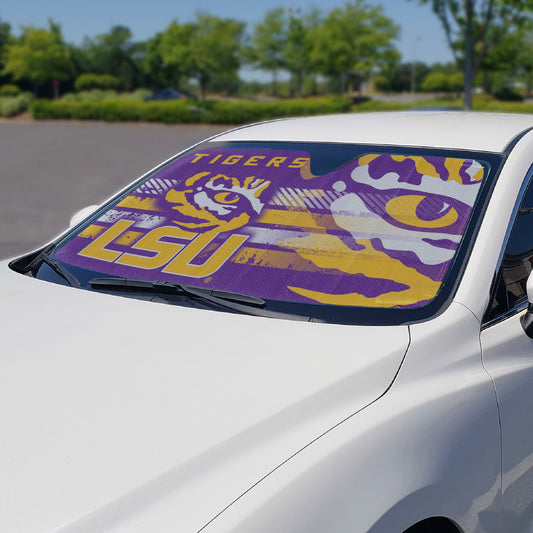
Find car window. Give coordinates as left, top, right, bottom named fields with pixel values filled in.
left=485, top=176, right=533, bottom=322
left=36, top=142, right=499, bottom=325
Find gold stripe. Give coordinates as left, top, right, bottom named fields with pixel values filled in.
left=232, top=246, right=322, bottom=271
left=78, top=224, right=106, bottom=239
left=116, top=195, right=161, bottom=211
left=258, top=209, right=333, bottom=231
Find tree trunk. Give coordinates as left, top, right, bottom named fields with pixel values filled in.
left=482, top=70, right=491, bottom=94
left=339, top=72, right=347, bottom=95
left=311, top=75, right=317, bottom=95
left=199, top=73, right=207, bottom=100
left=52, top=79, right=60, bottom=99
left=271, top=70, right=278, bottom=97
left=297, top=71, right=303, bottom=98
left=464, top=50, right=474, bottom=109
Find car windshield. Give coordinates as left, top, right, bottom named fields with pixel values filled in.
left=37, top=141, right=500, bottom=325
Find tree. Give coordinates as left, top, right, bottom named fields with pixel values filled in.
left=378, top=61, right=431, bottom=92
left=248, top=8, right=287, bottom=95
left=413, top=0, right=533, bottom=109
left=309, top=0, right=399, bottom=94
left=284, top=8, right=321, bottom=97
left=152, top=15, right=244, bottom=99
left=247, top=7, right=324, bottom=97
left=421, top=71, right=463, bottom=92
left=472, top=26, right=533, bottom=95
left=514, top=31, right=533, bottom=94
left=0, top=19, right=10, bottom=51
left=0, top=18, right=13, bottom=87
left=189, top=14, right=244, bottom=99
left=75, top=26, right=146, bottom=90
left=2, top=22, right=71, bottom=96
left=476, top=29, right=519, bottom=93
left=422, top=72, right=450, bottom=91
left=74, top=73, right=120, bottom=91
left=147, top=21, right=195, bottom=90
left=448, top=71, right=465, bottom=92
left=144, top=32, right=168, bottom=88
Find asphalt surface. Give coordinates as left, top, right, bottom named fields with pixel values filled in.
left=0, top=120, right=227, bottom=259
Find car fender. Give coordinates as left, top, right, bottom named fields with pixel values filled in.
left=202, top=303, right=500, bottom=533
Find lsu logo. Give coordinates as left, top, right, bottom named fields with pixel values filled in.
left=77, top=172, right=271, bottom=278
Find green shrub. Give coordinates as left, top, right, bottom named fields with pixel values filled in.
left=31, top=97, right=352, bottom=124
left=61, top=88, right=151, bottom=103
left=350, top=97, right=464, bottom=113
left=31, top=99, right=206, bottom=122
left=74, top=73, right=120, bottom=92
left=448, top=72, right=464, bottom=92
left=0, top=84, right=21, bottom=97
left=120, top=88, right=152, bottom=100
left=0, top=92, right=33, bottom=117
left=199, top=98, right=351, bottom=124
left=61, top=89, right=118, bottom=102
left=371, top=75, right=389, bottom=92
left=492, top=87, right=524, bottom=102
left=422, top=73, right=451, bottom=92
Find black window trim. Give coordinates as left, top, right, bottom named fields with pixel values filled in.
left=482, top=163, right=533, bottom=329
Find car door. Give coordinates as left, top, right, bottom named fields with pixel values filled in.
left=481, top=173, right=533, bottom=533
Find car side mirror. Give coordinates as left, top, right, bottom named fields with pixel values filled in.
left=521, top=272, right=533, bottom=338
left=69, top=205, right=98, bottom=227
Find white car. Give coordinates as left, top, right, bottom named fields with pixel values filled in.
left=4, top=111, right=533, bottom=533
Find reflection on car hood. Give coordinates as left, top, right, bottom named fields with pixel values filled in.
left=0, top=263, right=409, bottom=532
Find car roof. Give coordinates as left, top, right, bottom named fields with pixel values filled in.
left=213, top=111, right=533, bottom=153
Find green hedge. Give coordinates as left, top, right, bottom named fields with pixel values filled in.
left=474, top=100, right=533, bottom=113
left=353, top=100, right=411, bottom=112
left=0, top=92, right=33, bottom=117
left=61, top=89, right=120, bottom=102
left=30, top=94, right=533, bottom=123
left=30, top=97, right=352, bottom=124
left=74, top=73, right=120, bottom=91
left=60, top=88, right=152, bottom=102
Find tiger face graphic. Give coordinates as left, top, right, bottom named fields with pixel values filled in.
left=165, top=171, right=271, bottom=234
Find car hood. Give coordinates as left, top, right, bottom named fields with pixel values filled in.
left=0, top=264, right=409, bottom=533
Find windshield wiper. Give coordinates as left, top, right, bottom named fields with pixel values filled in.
left=90, top=277, right=264, bottom=304
left=39, top=252, right=82, bottom=288
left=89, top=277, right=310, bottom=321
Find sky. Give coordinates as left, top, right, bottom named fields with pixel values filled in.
left=0, top=0, right=454, bottom=70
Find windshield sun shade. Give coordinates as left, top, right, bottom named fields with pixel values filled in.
left=54, top=146, right=487, bottom=310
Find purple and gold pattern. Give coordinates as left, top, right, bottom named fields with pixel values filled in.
left=55, top=148, right=485, bottom=308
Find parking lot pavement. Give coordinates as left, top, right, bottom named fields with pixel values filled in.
left=0, top=120, right=227, bottom=259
